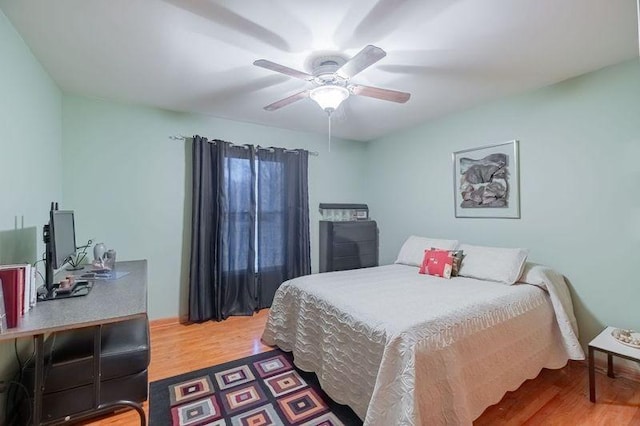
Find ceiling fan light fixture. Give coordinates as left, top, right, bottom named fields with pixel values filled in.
left=309, top=85, right=349, bottom=112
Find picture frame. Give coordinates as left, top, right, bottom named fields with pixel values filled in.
left=452, top=140, right=520, bottom=218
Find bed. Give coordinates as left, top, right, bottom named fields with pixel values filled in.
left=262, top=260, right=585, bottom=425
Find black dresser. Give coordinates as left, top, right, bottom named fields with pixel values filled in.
left=319, top=220, right=378, bottom=272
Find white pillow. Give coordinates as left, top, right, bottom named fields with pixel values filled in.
left=395, top=236, right=459, bottom=267
left=457, top=244, right=529, bottom=285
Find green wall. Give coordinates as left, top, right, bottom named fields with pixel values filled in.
left=364, top=59, right=640, bottom=350
left=0, top=8, right=63, bottom=416
left=62, top=95, right=367, bottom=320
left=0, top=11, right=62, bottom=256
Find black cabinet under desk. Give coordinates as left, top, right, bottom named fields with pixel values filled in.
left=319, top=220, right=379, bottom=273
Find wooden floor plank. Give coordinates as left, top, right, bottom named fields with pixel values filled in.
left=80, top=311, right=639, bottom=425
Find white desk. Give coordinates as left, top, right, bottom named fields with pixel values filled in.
left=588, top=326, right=640, bottom=403
left=0, top=260, right=148, bottom=425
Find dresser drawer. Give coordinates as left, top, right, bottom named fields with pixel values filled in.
left=332, top=254, right=378, bottom=271
left=332, top=221, right=377, bottom=242
left=332, top=240, right=377, bottom=257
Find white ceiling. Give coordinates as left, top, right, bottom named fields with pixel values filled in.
left=1, top=0, right=637, bottom=141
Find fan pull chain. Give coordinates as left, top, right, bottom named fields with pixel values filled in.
left=327, top=112, right=332, bottom=152
left=637, top=0, right=640, bottom=56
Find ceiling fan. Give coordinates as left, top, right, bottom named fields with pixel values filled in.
left=253, top=45, right=411, bottom=114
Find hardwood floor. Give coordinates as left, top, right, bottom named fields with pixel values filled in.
left=85, top=311, right=640, bottom=425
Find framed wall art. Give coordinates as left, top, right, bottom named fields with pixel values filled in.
left=452, top=140, right=520, bottom=218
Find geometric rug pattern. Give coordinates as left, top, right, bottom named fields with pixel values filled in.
left=150, top=349, right=362, bottom=425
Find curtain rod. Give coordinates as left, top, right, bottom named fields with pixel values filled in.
left=170, top=135, right=319, bottom=157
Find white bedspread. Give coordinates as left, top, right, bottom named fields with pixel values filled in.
left=262, top=263, right=584, bottom=426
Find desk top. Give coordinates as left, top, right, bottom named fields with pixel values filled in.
left=0, top=260, right=148, bottom=341
left=589, top=326, right=640, bottom=360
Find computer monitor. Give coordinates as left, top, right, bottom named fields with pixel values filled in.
left=42, top=202, right=92, bottom=300
left=50, top=210, right=76, bottom=269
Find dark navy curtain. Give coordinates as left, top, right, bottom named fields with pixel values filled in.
left=256, top=148, right=311, bottom=308
left=189, top=136, right=256, bottom=321
left=189, top=137, right=310, bottom=321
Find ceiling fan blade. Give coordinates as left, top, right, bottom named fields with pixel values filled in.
left=253, top=59, right=314, bottom=81
left=350, top=84, right=410, bottom=103
left=263, top=90, right=310, bottom=111
left=336, top=45, right=386, bottom=79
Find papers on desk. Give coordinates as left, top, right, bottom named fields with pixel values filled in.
left=97, top=271, right=130, bottom=281
left=81, top=270, right=130, bottom=281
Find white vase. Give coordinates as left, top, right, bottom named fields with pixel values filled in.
left=93, top=243, right=106, bottom=261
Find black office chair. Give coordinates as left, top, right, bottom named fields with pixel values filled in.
left=17, top=316, right=150, bottom=424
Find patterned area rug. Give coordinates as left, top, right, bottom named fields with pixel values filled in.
left=149, top=349, right=362, bottom=425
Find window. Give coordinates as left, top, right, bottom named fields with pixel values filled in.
left=257, top=159, right=285, bottom=271
left=223, top=156, right=253, bottom=273
left=189, top=137, right=310, bottom=319
left=221, top=155, right=286, bottom=272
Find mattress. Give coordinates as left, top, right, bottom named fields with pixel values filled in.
left=262, top=263, right=584, bottom=425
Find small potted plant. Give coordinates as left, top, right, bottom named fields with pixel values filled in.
left=66, top=239, right=93, bottom=271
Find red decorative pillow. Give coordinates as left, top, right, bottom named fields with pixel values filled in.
left=419, top=249, right=454, bottom=279
left=430, top=248, right=464, bottom=277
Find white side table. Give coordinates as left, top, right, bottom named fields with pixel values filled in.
left=588, top=326, right=640, bottom=402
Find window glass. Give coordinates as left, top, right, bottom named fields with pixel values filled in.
left=220, top=155, right=286, bottom=272
left=258, top=159, right=285, bottom=270
left=223, top=157, right=253, bottom=272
